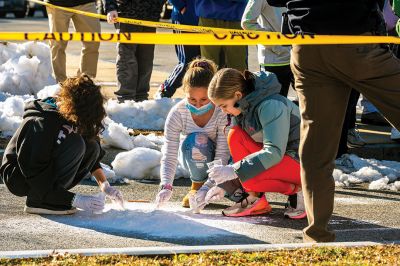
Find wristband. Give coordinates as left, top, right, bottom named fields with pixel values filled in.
left=161, top=184, right=173, bottom=191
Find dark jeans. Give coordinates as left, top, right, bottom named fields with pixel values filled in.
left=337, top=89, right=360, bottom=158
left=161, top=22, right=200, bottom=97
left=4, top=133, right=101, bottom=207
left=262, top=64, right=295, bottom=97
left=115, top=24, right=156, bottom=102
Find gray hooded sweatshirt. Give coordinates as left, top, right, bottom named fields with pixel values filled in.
left=241, top=0, right=291, bottom=66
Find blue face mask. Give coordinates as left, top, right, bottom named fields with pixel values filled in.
left=186, top=101, right=214, bottom=116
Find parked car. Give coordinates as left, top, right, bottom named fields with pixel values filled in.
left=0, top=0, right=27, bottom=18
left=26, top=1, right=48, bottom=17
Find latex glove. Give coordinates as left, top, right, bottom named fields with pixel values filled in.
left=107, top=10, right=118, bottom=24
left=72, top=193, right=105, bottom=212
left=100, top=181, right=125, bottom=209
left=189, top=183, right=212, bottom=213
left=155, top=185, right=173, bottom=207
left=205, top=186, right=226, bottom=203
left=208, top=165, right=238, bottom=185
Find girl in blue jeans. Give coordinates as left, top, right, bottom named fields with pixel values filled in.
left=155, top=58, right=230, bottom=208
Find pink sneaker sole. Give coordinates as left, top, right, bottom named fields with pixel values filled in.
left=223, top=207, right=272, bottom=217
left=285, top=211, right=307, bottom=220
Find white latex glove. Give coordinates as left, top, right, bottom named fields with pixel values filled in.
left=205, top=186, right=226, bottom=203
left=208, top=165, right=238, bottom=185
left=189, top=183, right=211, bottom=213
left=156, top=186, right=173, bottom=207
left=100, top=181, right=124, bottom=209
left=72, top=193, right=105, bottom=212
left=107, top=10, right=118, bottom=24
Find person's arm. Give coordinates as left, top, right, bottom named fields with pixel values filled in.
left=214, top=111, right=231, bottom=166
left=160, top=106, right=183, bottom=186
left=102, top=0, right=118, bottom=14
left=241, top=0, right=264, bottom=31
left=233, top=99, right=290, bottom=183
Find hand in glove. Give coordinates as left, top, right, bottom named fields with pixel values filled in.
left=155, top=184, right=173, bottom=207
left=189, top=181, right=214, bottom=213
left=100, top=181, right=125, bottom=209
left=72, top=193, right=105, bottom=212
left=205, top=186, right=226, bottom=203
left=208, top=165, right=238, bottom=185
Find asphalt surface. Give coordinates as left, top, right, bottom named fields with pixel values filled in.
left=0, top=17, right=399, bottom=251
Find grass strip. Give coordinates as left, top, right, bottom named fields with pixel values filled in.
left=1, top=245, right=399, bottom=265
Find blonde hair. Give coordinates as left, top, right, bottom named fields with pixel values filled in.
left=208, top=68, right=254, bottom=100
left=181, top=58, right=218, bottom=92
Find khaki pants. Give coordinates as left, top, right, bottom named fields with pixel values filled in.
left=291, top=44, right=400, bottom=242
left=46, top=3, right=100, bottom=82
left=198, top=17, right=247, bottom=71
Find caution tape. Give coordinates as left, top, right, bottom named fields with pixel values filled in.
left=29, top=0, right=265, bottom=35
left=1, top=32, right=400, bottom=45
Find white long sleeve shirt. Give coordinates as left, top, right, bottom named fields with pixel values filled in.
left=160, top=100, right=230, bottom=185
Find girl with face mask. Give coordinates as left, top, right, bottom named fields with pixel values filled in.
left=204, top=68, right=306, bottom=219
left=155, top=58, right=230, bottom=208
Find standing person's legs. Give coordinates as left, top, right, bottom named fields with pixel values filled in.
left=115, top=24, right=140, bottom=101
left=135, top=27, right=156, bottom=102
left=198, top=17, right=222, bottom=67
left=227, top=126, right=301, bottom=195
left=330, top=44, right=400, bottom=132
left=159, top=21, right=201, bottom=98
left=291, top=45, right=351, bottom=243
left=222, top=20, right=248, bottom=71
left=71, top=2, right=101, bottom=78
left=46, top=6, right=72, bottom=82
left=262, top=64, right=293, bottom=97
left=337, top=89, right=361, bottom=157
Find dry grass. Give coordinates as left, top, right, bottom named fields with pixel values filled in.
left=1, top=245, right=399, bottom=265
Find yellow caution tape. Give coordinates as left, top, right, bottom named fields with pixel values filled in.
left=1, top=32, right=400, bottom=45
left=28, top=0, right=264, bottom=34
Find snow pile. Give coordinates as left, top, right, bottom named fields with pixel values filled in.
left=37, top=84, right=60, bottom=99
left=0, top=42, right=55, bottom=96
left=334, top=154, right=400, bottom=191
left=112, top=147, right=162, bottom=180
left=0, top=94, right=34, bottom=136
left=105, top=98, right=180, bottom=130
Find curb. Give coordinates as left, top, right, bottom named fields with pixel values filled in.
left=1, top=241, right=399, bottom=259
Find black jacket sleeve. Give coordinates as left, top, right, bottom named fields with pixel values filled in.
left=102, top=0, right=118, bottom=14
left=266, top=0, right=289, bottom=7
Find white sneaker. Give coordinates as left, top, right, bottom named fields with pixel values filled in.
left=347, top=128, right=366, bottom=148
left=391, top=127, right=400, bottom=142
left=284, top=191, right=307, bottom=219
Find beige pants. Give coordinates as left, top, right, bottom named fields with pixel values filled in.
left=291, top=44, right=400, bottom=243
left=46, top=3, right=100, bottom=82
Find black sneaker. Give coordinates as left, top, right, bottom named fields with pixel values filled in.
left=25, top=199, right=77, bottom=215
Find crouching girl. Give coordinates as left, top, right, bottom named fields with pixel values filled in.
left=201, top=69, right=306, bottom=219
left=155, top=58, right=230, bottom=208
left=1, top=75, right=124, bottom=215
